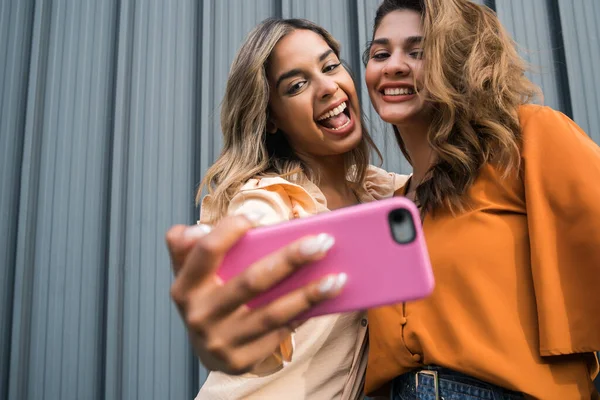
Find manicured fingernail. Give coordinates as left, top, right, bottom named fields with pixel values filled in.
left=333, top=273, right=348, bottom=291
left=184, top=224, right=212, bottom=239
left=319, top=273, right=347, bottom=294
left=319, top=275, right=336, bottom=293
left=299, top=233, right=335, bottom=256
left=243, top=211, right=265, bottom=225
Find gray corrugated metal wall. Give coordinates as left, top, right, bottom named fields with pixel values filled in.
left=1, top=1, right=598, bottom=399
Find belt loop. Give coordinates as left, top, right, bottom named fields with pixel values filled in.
left=415, top=370, right=440, bottom=400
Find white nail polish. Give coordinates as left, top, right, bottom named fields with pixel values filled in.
left=319, top=275, right=336, bottom=293
left=333, top=273, right=348, bottom=291
left=319, top=234, right=335, bottom=253
left=243, top=211, right=265, bottom=225
left=184, top=224, right=212, bottom=239
left=300, top=233, right=335, bottom=256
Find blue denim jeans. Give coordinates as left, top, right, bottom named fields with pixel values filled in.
left=390, top=366, right=524, bottom=400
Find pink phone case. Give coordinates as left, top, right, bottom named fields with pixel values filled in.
left=217, top=197, right=434, bottom=319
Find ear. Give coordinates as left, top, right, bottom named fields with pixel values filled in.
left=266, top=118, right=278, bottom=134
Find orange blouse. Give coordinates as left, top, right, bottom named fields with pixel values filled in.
left=366, top=105, right=600, bottom=399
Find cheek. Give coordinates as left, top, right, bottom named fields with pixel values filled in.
left=364, top=65, right=378, bottom=91
left=413, top=62, right=425, bottom=84
left=340, top=74, right=358, bottom=97
left=275, top=99, right=311, bottom=124
left=279, top=104, right=318, bottom=138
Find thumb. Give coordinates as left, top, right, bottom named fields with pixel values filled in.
left=165, top=223, right=212, bottom=275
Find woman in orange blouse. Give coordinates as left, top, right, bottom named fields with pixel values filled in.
left=364, top=0, right=600, bottom=398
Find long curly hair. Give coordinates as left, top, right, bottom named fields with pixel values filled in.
left=198, top=18, right=380, bottom=223
left=367, top=0, right=541, bottom=215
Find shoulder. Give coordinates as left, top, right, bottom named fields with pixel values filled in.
left=362, top=165, right=410, bottom=201
left=517, top=104, right=598, bottom=158
left=200, top=175, right=321, bottom=226
left=238, top=176, right=313, bottom=197
left=518, top=104, right=585, bottom=139
left=518, top=104, right=568, bottom=128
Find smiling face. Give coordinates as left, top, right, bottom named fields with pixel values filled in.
left=266, top=29, right=363, bottom=159
left=365, top=9, right=431, bottom=128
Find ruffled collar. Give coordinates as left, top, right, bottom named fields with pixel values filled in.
left=245, top=166, right=409, bottom=211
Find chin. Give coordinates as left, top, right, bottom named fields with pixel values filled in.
left=337, top=128, right=363, bottom=153
left=379, top=110, right=414, bottom=125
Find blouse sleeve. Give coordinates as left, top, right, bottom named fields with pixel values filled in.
left=363, top=165, right=410, bottom=200
left=520, top=105, right=600, bottom=356
left=226, top=181, right=294, bottom=225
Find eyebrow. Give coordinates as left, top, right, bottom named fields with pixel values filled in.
left=318, top=49, right=334, bottom=62
left=370, top=35, right=423, bottom=49
left=275, top=49, right=335, bottom=89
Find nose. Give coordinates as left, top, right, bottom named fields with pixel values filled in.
left=317, top=76, right=339, bottom=100
left=383, top=53, right=410, bottom=77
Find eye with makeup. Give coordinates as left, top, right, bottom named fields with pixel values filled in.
left=369, top=48, right=423, bottom=61
left=323, top=62, right=341, bottom=73
left=370, top=50, right=390, bottom=61
left=287, top=80, right=307, bottom=95
left=409, top=49, right=424, bottom=59
left=285, top=61, right=341, bottom=95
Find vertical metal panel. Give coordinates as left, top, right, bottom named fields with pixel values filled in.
left=0, top=1, right=35, bottom=399
left=106, top=0, right=200, bottom=399
left=199, top=0, right=280, bottom=185
left=103, top=1, right=135, bottom=397
left=557, top=0, right=600, bottom=141
left=8, top=0, right=118, bottom=399
left=284, top=0, right=362, bottom=70
left=7, top=0, right=51, bottom=398
left=494, top=0, right=566, bottom=113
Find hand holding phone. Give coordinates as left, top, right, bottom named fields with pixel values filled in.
left=217, top=197, right=434, bottom=319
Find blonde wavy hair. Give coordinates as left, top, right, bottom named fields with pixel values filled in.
left=366, top=0, right=541, bottom=214
left=198, top=18, right=379, bottom=223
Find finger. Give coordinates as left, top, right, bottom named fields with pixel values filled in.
left=172, top=213, right=262, bottom=299
left=288, top=319, right=305, bottom=331
left=181, top=294, right=249, bottom=345
left=212, top=328, right=294, bottom=375
left=211, top=233, right=336, bottom=317
left=232, top=272, right=348, bottom=346
left=165, top=224, right=212, bottom=275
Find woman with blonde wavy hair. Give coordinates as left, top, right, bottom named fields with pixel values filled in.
left=363, top=0, right=600, bottom=399
left=167, top=17, right=406, bottom=399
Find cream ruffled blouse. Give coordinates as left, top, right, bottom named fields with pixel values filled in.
left=196, top=166, right=408, bottom=400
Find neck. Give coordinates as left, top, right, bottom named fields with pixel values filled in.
left=298, top=152, right=356, bottom=208
left=302, top=153, right=349, bottom=190
left=396, top=120, right=434, bottom=188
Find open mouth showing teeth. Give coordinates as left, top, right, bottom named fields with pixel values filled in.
left=383, top=87, right=416, bottom=96
left=316, top=102, right=352, bottom=131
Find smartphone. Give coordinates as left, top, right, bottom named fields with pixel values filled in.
left=217, top=196, right=434, bottom=319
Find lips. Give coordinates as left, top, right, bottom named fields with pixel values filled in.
left=383, top=87, right=416, bottom=96
left=316, top=99, right=348, bottom=121
left=378, top=83, right=418, bottom=103
left=317, top=101, right=348, bottom=121
left=315, top=100, right=355, bottom=135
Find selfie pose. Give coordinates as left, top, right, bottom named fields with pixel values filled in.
left=166, top=0, right=600, bottom=399
left=364, top=0, right=600, bottom=399
left=168, top=18, right=406, bottom=399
